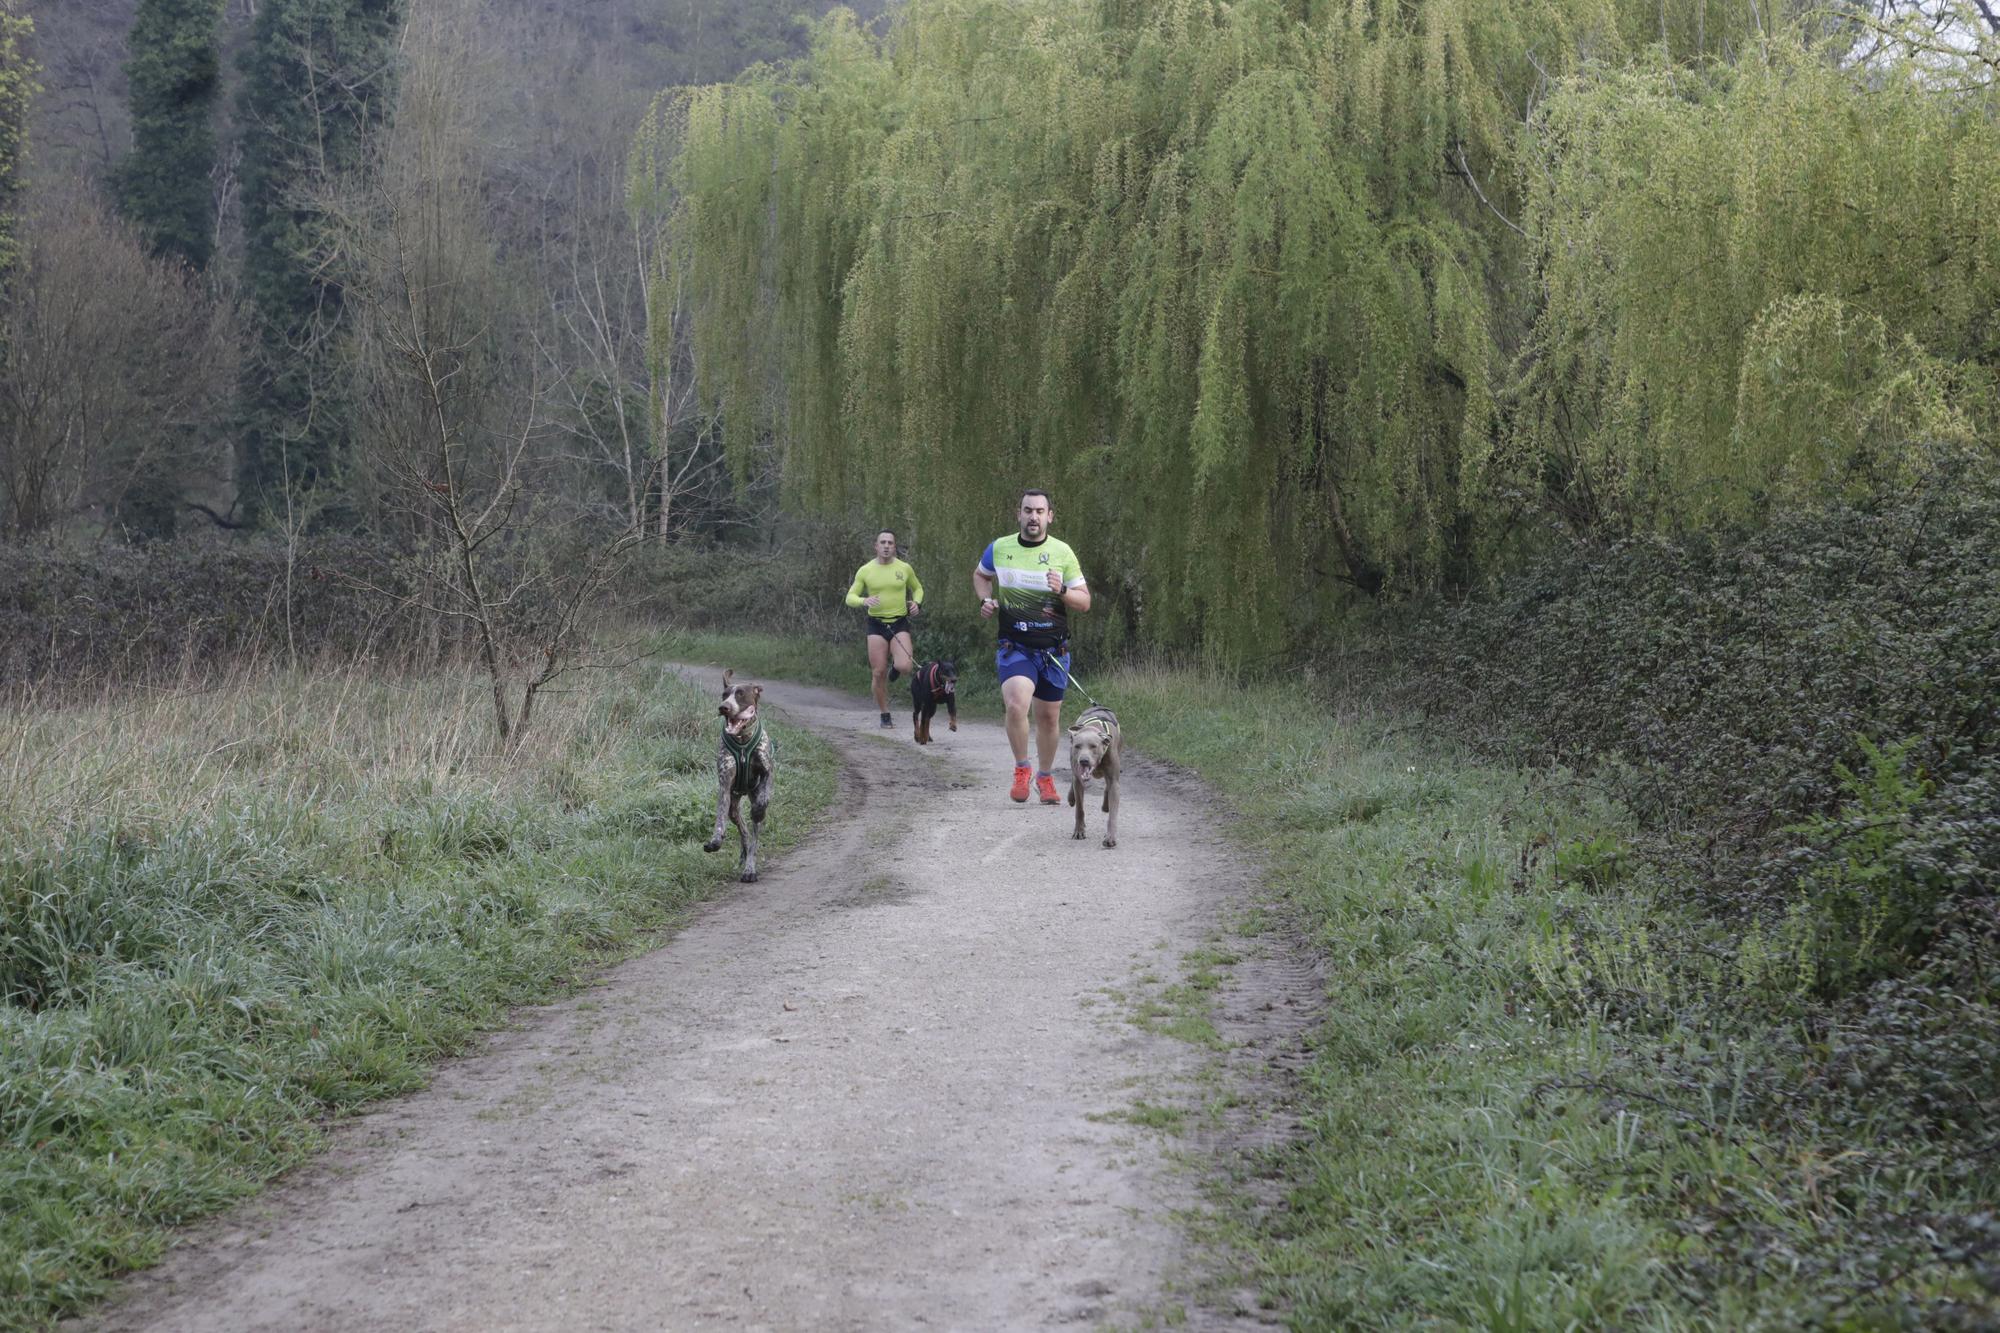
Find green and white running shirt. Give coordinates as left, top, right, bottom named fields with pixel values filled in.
left=979, top=533, right=1086, bottom=649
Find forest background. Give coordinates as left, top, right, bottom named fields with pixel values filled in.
left=1, top=0, right=1998, bottom=1326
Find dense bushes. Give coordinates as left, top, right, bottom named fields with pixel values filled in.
left=0, top=530, right=869, bottom=693
left=0, top=536, right=432, bottom=687
left=1369, top=460, right=2000, bottom=1318
left=1399, top=459, right=1999, bottom=970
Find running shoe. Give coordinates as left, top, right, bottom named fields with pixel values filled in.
left=1009, top=765, right=1032, bottom=803
left=889, top=666, right=901, bottom=683
left=1036, top=773, right=1061, bottom=805
left=879, top=712, right=893, bottom=728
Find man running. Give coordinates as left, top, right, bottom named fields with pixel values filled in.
left=973, top=489, right=1091, bottom=803
left=846, top=529, right=923, bottom=728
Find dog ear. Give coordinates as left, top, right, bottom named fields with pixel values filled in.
left=750, top=684, right=763, bottom=704
left=722, top=668, right=734, bottom=689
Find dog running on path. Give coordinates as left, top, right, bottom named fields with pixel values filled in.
left=1065, top=705, right=1122, bottom=848
left=909, top=658, right=957, bottom=744
left=702, top=670, right=775, bottom=882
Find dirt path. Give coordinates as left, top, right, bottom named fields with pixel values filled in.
left=87, top=673, right=1291, bottom=1332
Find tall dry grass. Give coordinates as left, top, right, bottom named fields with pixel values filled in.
left=0, top=648, right=836, bottom=1330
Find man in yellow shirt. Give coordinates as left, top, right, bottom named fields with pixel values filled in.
left=846, top=529, right=924, bottom=727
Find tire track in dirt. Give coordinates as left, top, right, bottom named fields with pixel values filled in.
left=83, top=671, right=1302, bottom=1331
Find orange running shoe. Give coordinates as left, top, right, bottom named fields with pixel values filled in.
left=1010, top=765, right=1032, bottom=803
left=1036, top=773, right=1060, bottom=805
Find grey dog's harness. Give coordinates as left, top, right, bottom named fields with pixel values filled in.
left=1075, top=713, right=1114, bottom=745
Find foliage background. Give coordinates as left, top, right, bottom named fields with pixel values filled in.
left=668, top=0, right=1999, bottom=661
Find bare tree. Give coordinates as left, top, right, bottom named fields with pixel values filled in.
left=1842, top=0, right=2000, bottom=78
left=340, top=0, right=643, bottom=750
left=539, top=194, right=725, bottom=540
left=0, top=183, right=232, bottom=539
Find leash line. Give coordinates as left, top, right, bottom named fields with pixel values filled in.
left=1037, top=648, right=1106, bottom=712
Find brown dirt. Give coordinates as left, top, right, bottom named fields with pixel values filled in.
left=83, top=672, right=1312, bottom=1332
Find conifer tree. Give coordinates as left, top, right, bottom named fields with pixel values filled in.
left=0, top=0, right=35, bottom=296
left=116, top=0, right=227, bottom=271
left=234, top=0, right=401, bottom=525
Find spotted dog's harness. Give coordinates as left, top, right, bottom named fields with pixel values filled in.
left=721, top=714, right=766, bottom=797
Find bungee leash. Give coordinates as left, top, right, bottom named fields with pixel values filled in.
left=1037, top=648, right=1107, bottom=712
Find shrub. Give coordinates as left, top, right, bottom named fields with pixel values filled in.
left=0, top=534, right=430, bottom=689
left=1391, top=455, right=2000, bottom=970
left=1357, top=455, right=2000, bottom=1318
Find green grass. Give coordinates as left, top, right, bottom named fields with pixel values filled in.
left=0, top=658, right=836, bottom=1331
left=1097, top=660, right=1997, bottom=1330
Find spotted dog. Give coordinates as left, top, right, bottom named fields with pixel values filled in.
left=702, top=670, right=775, bottom=882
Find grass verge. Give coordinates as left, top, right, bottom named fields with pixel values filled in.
left=0, top=658, right=835, bottom=1331
left=1101, top=661, right=1994, bottom=1328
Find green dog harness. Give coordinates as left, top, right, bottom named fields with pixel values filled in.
left=721, top=719, right=767, bottom=797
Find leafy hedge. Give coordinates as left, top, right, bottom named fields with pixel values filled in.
left=1369, top=459, right=2000, bottom=1317
left=0, top=537, right=432, bottom=688
left=0, top=531, right=857, bottom=693
left=1399, top=460, right=1999, bottom=981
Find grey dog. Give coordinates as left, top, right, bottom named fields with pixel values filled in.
left=1066, top=705, right=1122, bottom=848
left=702, top=670, right=775, bottom=882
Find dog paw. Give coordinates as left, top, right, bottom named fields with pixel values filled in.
left=1072, top=827, right=1085, bottom=840
left=740, top=870, right=759, bottom=883
left=948, top=720, right=957, bottom=731
left=1102, top=837, right=1117, bottom=849
left=701, top=837, right=722, bottom=853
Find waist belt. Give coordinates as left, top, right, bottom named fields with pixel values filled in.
left=1001, top=634, right=1069, bottom=653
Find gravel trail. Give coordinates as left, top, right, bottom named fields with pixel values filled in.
left=87, top=671, right=1275, bottom=1332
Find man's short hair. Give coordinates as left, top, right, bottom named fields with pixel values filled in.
left=1018, top=488, right=1050, bottom=507
left=876, top=528, right=897, bottom=543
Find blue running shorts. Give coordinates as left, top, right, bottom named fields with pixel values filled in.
left=996, top=641, right=1070, bottom=702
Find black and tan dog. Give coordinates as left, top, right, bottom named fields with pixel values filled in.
left=909, top=658, right=957, bottom=744
left=703, top=670, right=775, bottom=882
left=1066, top=705, right=1122, bottom=848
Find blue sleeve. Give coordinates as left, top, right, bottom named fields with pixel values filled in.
left=978, top=542, right=996, bottom=574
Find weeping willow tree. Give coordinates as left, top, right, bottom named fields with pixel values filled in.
left=1518, top=27, right=2000, bottom=527
left=659, top=0, right=1991, bottom=660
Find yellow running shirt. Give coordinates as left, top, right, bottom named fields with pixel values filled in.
left=845, top=559, right=923, bottom=621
